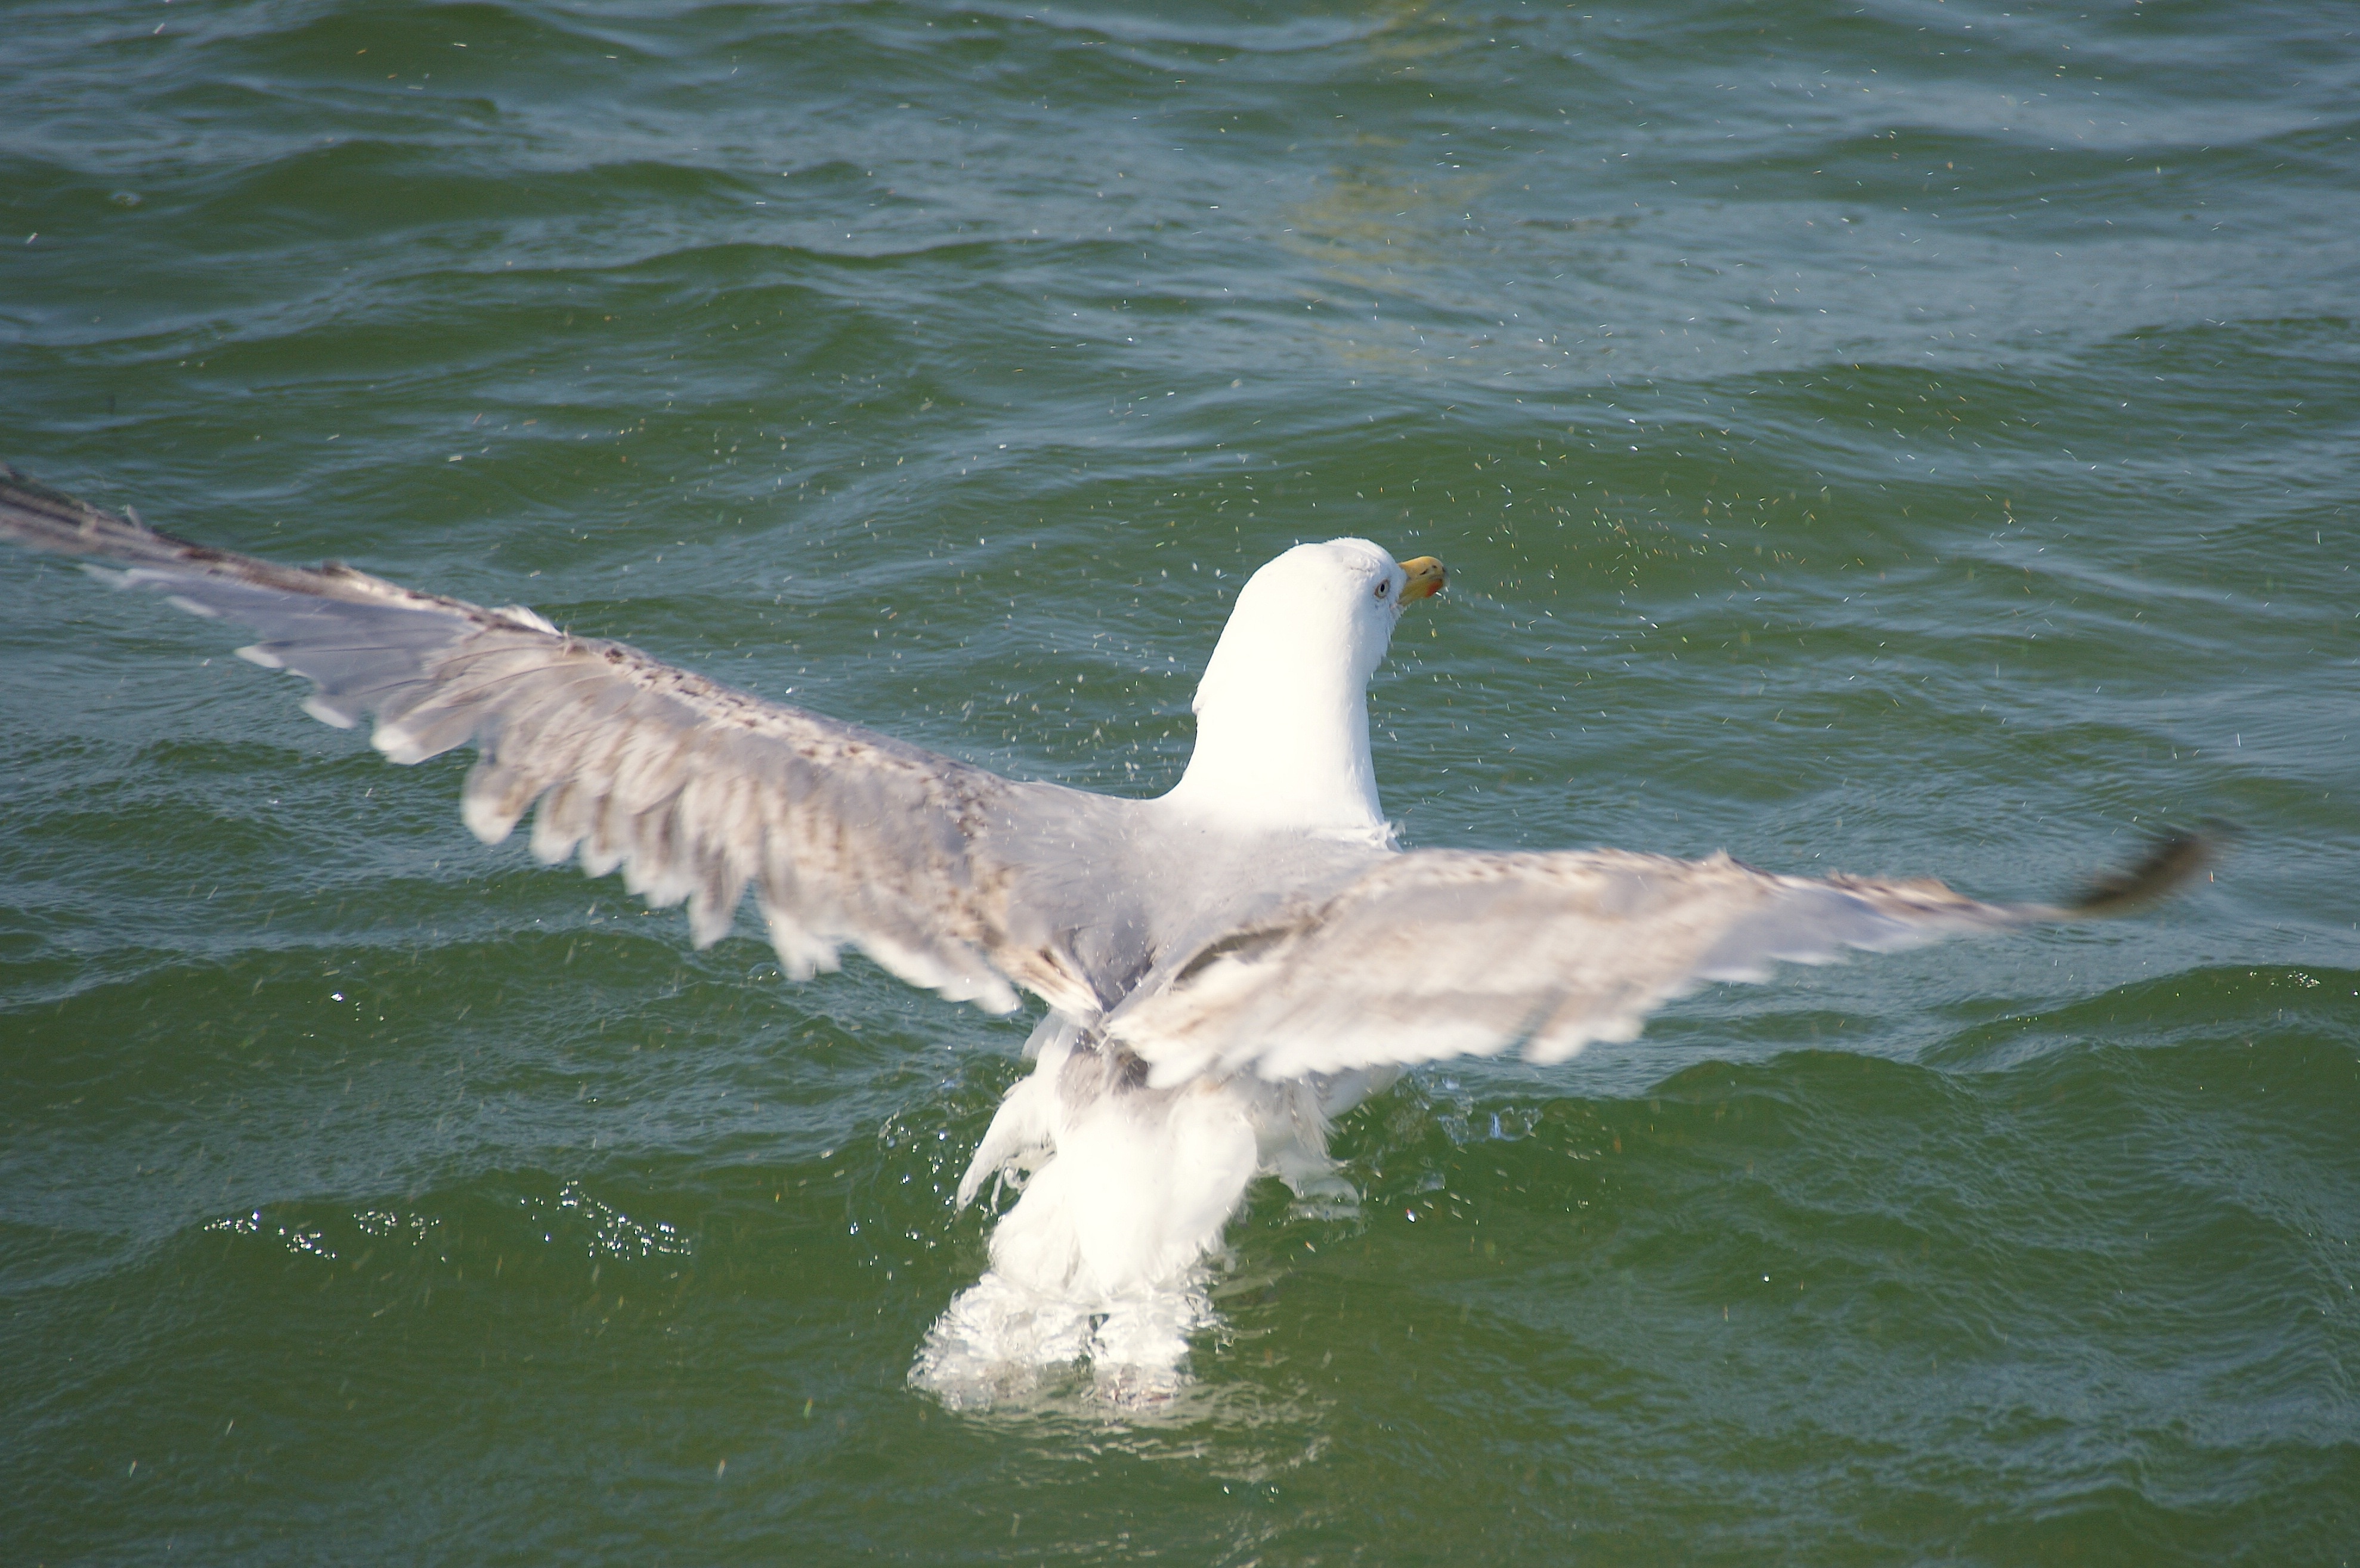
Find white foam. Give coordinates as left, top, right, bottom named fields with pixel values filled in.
left=910, top=1269, right=1213, bottom=1411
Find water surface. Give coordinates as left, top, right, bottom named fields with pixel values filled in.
left=3, top=0, right=2356, bottom=1561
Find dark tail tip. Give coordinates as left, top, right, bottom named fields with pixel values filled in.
left=2065, top=818, right=2235, bottom=916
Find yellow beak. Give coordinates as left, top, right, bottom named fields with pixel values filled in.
left=1397, top=555, right=1447, bottom=602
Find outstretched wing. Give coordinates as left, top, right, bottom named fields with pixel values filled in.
left=1112, top=836, right=2214, bottom=1087
left=0, top=466, right=1134, bottom=1016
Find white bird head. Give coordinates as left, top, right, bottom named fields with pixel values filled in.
left=1164, top=538, right=1446, bottom=834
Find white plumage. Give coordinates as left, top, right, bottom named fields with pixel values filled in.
left=0, top=468, right=2208, bottom=1405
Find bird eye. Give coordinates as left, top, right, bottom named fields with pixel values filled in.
left=1375, top=581, right=1390, bottom=598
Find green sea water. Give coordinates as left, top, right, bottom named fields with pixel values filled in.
left=3, top=0, right=2356, bottom=1561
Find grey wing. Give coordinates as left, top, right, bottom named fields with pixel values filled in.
left=0, top=468, right=1129, bottom=1016
left=1110, top=837, right=2214, bottom=1086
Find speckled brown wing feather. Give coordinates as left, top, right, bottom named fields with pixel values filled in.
left=0, top=466, right=1133, bottom=1016
left=1111, top=846, right=2120, bottom=1085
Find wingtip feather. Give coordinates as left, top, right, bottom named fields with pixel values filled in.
left=2064, top=820, right=2232, bottom=916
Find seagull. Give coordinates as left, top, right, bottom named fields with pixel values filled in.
left=0, top=466, right=2210, bottom=1404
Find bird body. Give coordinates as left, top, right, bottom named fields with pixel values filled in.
left=0, top=466, right=2209, bottom=1405
left=921, top=538, right=1427, bottom=1399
